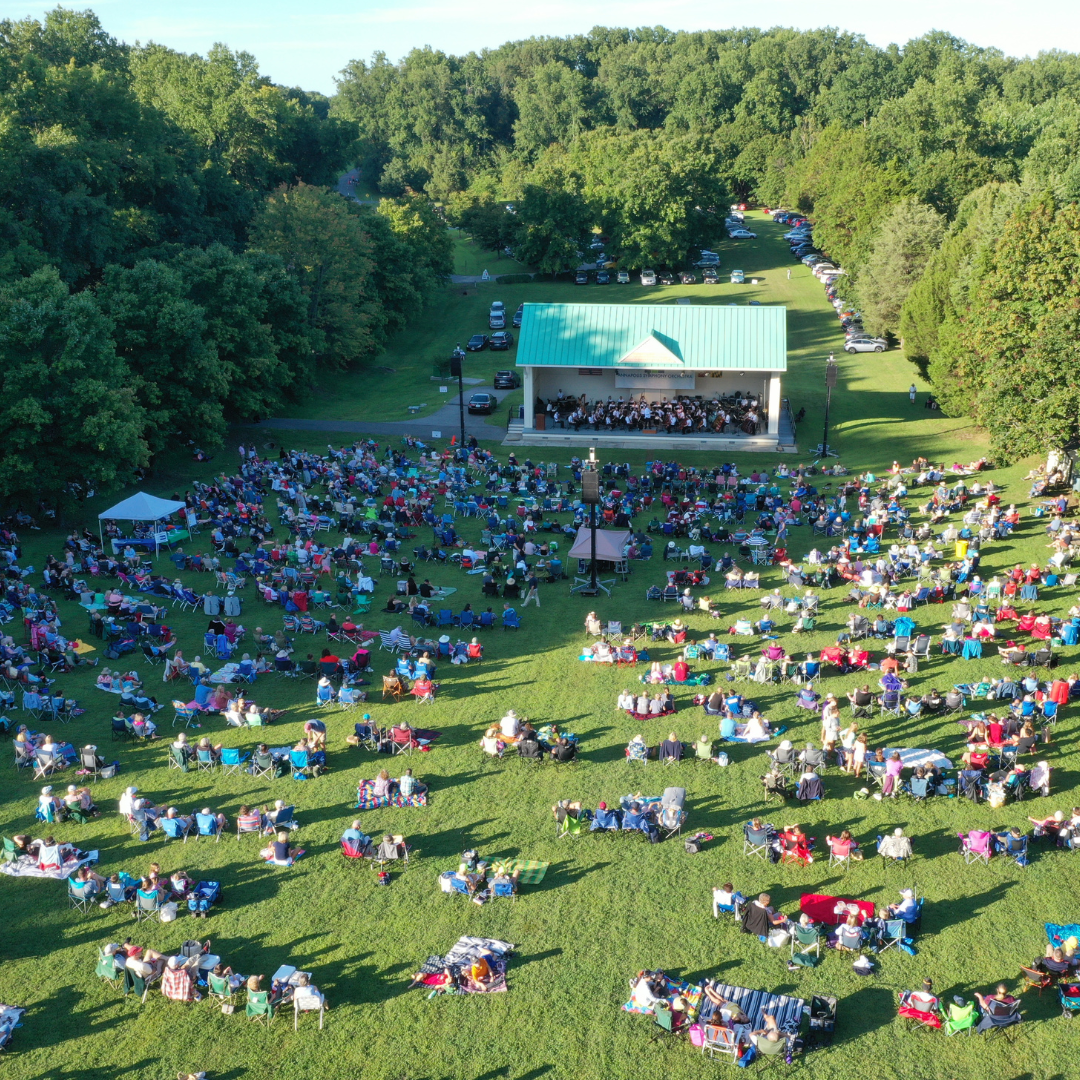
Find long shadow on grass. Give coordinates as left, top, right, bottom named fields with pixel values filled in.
left=833, top=984, right=896, bottom=1042
left=23, top=1061, right=161, bottom=1080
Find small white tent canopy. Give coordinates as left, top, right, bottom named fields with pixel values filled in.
left=97, top=491, right=186, bottom=553
left=567, top=526, right=630, bottom=562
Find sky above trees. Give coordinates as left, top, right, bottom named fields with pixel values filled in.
left=15, top=0, right=1080, bottom=93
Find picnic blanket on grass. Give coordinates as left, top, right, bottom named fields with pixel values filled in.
left=355, top=779, right=427, bottom=811
left=697, top=984, right=804, bottom=1033
left=0, top=849, right=97, bottom=880
left=800, top=893, right=876, bottom=926
left=623, top=972, right=703, bottom=1019
left=722, top=723, right=788, bottom=744
left=417, top=936, right=515, bottom=993
left=1046, top=923, right=1080, bottom=948
left=881, top=748, right=953, bottom=770
left=497, top=859, right=549, bottom=885
left=0, top=1004, right=26, bottom=1051
left=209, top=664, right=240, bottom=683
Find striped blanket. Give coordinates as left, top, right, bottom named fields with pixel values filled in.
left=697, top=983, right=805, bottom=1033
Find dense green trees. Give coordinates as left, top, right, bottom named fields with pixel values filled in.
left=0, top=7, right=455, bottom=510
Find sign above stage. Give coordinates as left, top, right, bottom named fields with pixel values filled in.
left=614, top=369, right=696, bottom=390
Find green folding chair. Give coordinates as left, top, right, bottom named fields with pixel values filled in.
left=208, top=972, right=236, bottom=1010
left=2, top=836, right=18, bottom=863
left=95, top=949, right=124, bottom=991
left=944, top=999, right=977, bottom=1035
left=246, top=989, right=274, bottom=1026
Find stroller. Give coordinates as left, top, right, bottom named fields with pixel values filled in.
left=659, top=787, right=686, bottom=839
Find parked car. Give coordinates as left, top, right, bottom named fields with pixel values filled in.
left=845, top=336, right=888, bottom=353
left=489, top=301, right=505, bottom=317
left=493, top=369, right=520, bottom=387
left=575, top=270, right=589, bottom=284
left=784, top=229, right=812, bottom=240
left=728, top=229, right=757, bottom=239
left=659, top=270, right=675, bottom=285
left=468, top=392, right=497, bottom=414
left=512, top=304, right=523, bottom=327
left=489, top=313, right=505, bottom=329
left=641, top=268, right=657, bottom=285
left=730, top=269, right=745, bottom=284
left=596, top=269, right=610, bottom=284
left=617, top=269, right=630, bottom=284
left=466, top=334, right=489, bottom=351
left=679, top=271, right=696, bottom=284
left=802, top=255, right=825, bottom=266
left=812, top=263, right=837, bottom=276
left=702, top=266, right=719, bottom=283
left=489, top=332, right=514, bottom=350
left=748, top=300, right=762, bottom=305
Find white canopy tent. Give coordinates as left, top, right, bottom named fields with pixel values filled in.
left=97, top=491, right=186, bottom=554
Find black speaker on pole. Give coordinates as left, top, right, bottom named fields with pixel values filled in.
left=449, top=355, right=462, bottom=378
left=582, top=471, right=600, bottom=504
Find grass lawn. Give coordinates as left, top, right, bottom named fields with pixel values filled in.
left=2, top=218, right=1078, bottom=1080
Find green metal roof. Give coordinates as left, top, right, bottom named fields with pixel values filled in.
left=515, top=303, right=787, bottom=371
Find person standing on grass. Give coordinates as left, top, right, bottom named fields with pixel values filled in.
left=522, top=572, right=540, bottom=608
left=787, top=268, right=791, bottom=280
left=909, top=384, right=917, bottom=404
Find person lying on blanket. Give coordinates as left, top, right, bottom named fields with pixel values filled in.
left=409, top=965, right=458, bottom=992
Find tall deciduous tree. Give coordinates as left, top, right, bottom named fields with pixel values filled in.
left=249, top=183, right=378, bottom=368
left=856, top=199, right=945, bottom=337
left=0, top=267, right=147, bottom=508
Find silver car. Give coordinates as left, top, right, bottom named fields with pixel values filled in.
left=844, top=336, right=887, bottom=353
left=641, top=269, right=657, bottom=285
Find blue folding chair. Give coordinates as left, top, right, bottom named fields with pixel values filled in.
left=161, top=817, right=189, bottom=843
left=220, top=747, right=250, bottom=776
left=194, top=812, right=221, bottom=842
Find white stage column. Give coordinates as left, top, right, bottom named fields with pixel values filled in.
left=523, top=368, right=534, bottom=429
left=767, top=375, right=781, bottom=436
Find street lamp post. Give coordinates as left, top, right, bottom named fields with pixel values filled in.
left=451, top=344, right=466, bottom=452
left=820, top=356, right=839, bottom=458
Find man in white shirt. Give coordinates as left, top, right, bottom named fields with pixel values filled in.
left=499, top=710, right=522, bottom=740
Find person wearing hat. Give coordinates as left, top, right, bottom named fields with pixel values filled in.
left=162, top=953, right=203, bottom=1003
left=887, top=888, right=919, bottom=922
left=37, top=786, right=62, bottom=822
left=503, top=576, right=520, bottom=600
left=499, top=709, right=522, bottom=742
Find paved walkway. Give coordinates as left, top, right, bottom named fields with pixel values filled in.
left=239, top=386, right=515, bottom=443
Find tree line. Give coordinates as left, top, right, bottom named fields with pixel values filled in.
left=0, top=8, right=451, bottom=512
left=333, top=25, right=1080, bottom=459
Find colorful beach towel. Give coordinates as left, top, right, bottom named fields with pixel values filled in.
left=355, top=778, right=427, bottom=811
left=622, top=972, right=703, bottom=1020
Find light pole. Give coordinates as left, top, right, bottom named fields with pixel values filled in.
left=820, top=356, right=839, bottom=458
left=588, top=447, right=598, bottom=593
left=451, top=344, right=466, bottom=452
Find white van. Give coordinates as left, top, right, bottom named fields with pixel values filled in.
left=641, top=269, right=657, bottom=286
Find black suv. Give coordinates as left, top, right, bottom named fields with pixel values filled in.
left=575, top=270, right=589, bottom=284
left=493, top=370, right=520, bottom=388
left=489, top=332, right=514, bottom=351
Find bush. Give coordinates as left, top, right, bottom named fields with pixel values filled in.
left=495, top=273, right=534, bottom=285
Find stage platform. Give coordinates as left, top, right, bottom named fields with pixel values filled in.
left=504, top=408, right=798, bottom=454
